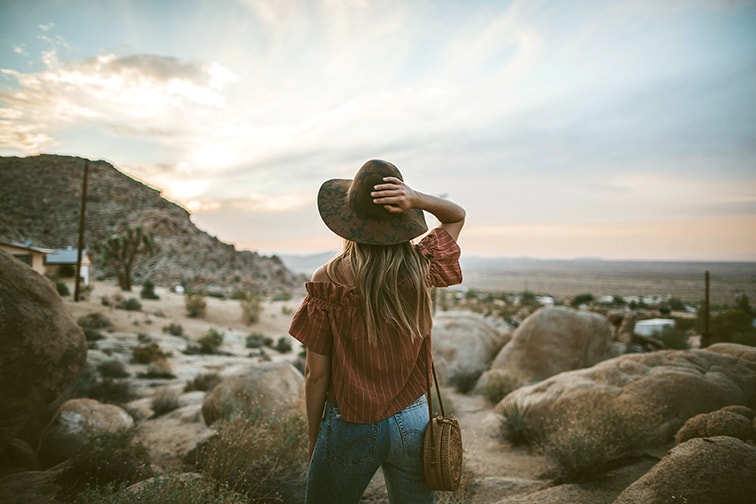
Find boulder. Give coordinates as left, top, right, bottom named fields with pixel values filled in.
left=36, top=398, right=134, bottom=468
left=202, top=361, right=305, bottom=426
left=501, top=346, right=756, bottom=447
left=720, top=404, right=754, bottom=420
left=490, top=306, right=616, bottom=384
left=675, top=409, right=755, bottom=444
left=613, top=436, right=756, bottom=504
left=706, top=341, right=756, bottom=363
left=0, top=250, right=87, bottom=455
left=431, top=312, right=510, bottom=389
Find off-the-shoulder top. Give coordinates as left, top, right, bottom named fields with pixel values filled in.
left=288, top=227, right=462, bottom=423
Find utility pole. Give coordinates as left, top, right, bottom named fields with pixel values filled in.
left=74, top=160, right=89, bottom=302
left=702, top=271, right=710, bottom=348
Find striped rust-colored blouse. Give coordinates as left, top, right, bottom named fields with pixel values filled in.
left=288, top=227, right=462, bottom=424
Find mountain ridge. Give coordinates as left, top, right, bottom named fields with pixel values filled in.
left=0, top=154, right=303, bottom=295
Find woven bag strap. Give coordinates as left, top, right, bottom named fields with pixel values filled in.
left=426, top=336, right=446, bottom=423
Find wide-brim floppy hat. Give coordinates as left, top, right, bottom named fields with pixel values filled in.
left=317, top=159, right=428, bottom=245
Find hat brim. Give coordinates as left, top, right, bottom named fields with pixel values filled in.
left=318, top=178, right=428, bottom=245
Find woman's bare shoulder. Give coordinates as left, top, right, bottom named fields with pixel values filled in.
left=311, top=265, right=330, bottom=282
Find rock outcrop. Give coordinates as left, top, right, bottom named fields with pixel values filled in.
left=501, top=345, right=756, bottom=447
left=613, top=436, right=756, bottom=504
left=202, top=361, right=305, bottom=426
left=36, top=398, right=134, bottom=468
left=675, top=408, right=755, bottom=444
left=0, top=250, right=87, bottom=456
left=489, top=306, right=616, bottom=384
left=432, top=312, right=511, bottom=389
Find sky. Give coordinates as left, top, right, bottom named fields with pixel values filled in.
left=1, top=0, right=755, bottom=261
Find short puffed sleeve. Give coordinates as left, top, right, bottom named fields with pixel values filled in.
left=416, top=228, right=462, bottom=287
left=288, top=287, right=334, bottom=355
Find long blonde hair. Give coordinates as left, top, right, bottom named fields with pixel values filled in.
left=328, top=240, right=433, bottom=347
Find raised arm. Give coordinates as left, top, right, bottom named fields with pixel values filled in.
left=371, top=176, right=466, bottom=242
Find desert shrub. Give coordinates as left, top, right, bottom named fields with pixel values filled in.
left=138, top=358, right=176, bottom=379
left=97, top=360, right=129, bottom=379
left=116, top=297, right=142, bottom=311
left=245, top=333, right=273, bottom=349
left=186, top=328, right=224, bottom=355
left=537, top=398, right=646, bottom=482
left=185, top=410, right=308, bottom=502
left=480, top=370, right=525, bottom=404
left=707, top=304, right=756, bottom=347
left=77, top=475, right=247, bottom=504
left=57, top=429, right=152, bottom=498
left=229, top=289, right=247, bottom=300
left=56, top=281, right=70, bottom=296
left=140, top=278, right=160, bottom=300
left=498, top=400, right=532, bottom=446
left=162, top=322, right=184, bottom=337
left=85, top=378, right=136, bottom=405
left=185, top=372, right=223, bottom=392
left=449, top=370, right=482, bottom=394
left=570, top=293, right=594, bottom=308
left=273, top=336, right=292, bottom=353
left=78, top=312, right=114, bottom=330
left=151, top=388, right=181, bottom=417
left=132, top=342, right=167, bottom=364
left=657, top=326, right=689, bottom=350
left=240, top=293, right=263, bottom=325
left=185, top=293, right=207, bottom=318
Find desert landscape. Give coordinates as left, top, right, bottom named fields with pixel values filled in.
left=1, top=155, right=755, bottom=503
left=2, top=258, right=756, bottom=503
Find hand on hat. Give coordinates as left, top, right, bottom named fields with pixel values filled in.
left=371, top=176, right=418, bottom=214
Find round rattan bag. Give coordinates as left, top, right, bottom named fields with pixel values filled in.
left=423, top=415, right=463, bottom=491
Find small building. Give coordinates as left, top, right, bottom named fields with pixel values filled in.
left=45, top=247, right=93, bottom=285
left=634, top=318, right=675, bottom=337
left=0, top=241, right=56, bottom=276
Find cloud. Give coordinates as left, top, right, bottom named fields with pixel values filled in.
left=0, top=50, right=236, bottom=153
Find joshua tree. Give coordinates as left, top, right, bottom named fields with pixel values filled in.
left=93, top=225, right=157, bottom=291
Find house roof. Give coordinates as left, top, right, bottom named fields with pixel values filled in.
left=45, top=247, right=90, bottom=264
left=0, top=240, right=57, bottom=254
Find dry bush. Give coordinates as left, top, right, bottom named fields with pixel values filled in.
left=185, top=293, right=207, bottom=318
left=185, top=328, right=224, bottom=355
left=479, top=370, right=524, bottom=404
left=139, top=357, right=175, bottom=379
left=537, top=397, right=647, bottom=482
left=77, top=312, right=114, bottom=329
left=185, top=410, right=307, bottom=502
left=97, top=359, right=129, bottom=379
left=151, top=387, right=181, bottom=417
left=56, top=429, right=152, bottom=499
left=498, top=400, right=532, bottom=446
left=184, top=372, right=223, bottom=392
left=240, top=293, right=263, bottom=325
left=132, top=342, right=168, bottom=364
left=77, top=475, right=247, bottom=504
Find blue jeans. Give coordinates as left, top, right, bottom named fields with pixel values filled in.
left=306, top=395, right=435, bottom=504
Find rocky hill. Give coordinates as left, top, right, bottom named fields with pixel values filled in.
left=0, top=154, right=304, bottom=294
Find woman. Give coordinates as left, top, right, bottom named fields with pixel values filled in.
left=289, top=159, right=465, bottom=503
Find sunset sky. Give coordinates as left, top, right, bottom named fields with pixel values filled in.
left=1, top=0, right=755, bottom=261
